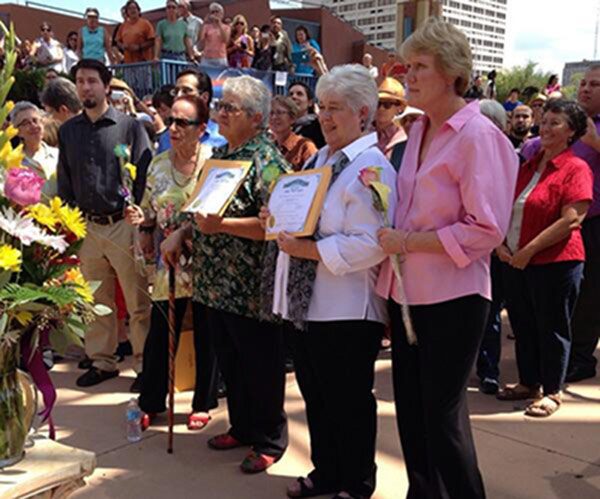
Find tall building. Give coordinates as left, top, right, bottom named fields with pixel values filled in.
left=307, top=0, right=507, bottom=74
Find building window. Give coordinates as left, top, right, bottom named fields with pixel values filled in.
left=403, top=16, right=414, bottom=42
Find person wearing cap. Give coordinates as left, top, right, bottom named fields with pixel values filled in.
left=397, top=106, right=424, bottom=136
left=78, top=8, right=114, bottom=64
left=375, top=77, right=407, bottom=171
left=527, top=93, right=547, bottom=137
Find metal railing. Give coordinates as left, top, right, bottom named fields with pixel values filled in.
left=109, top=60, right=318, bottom=99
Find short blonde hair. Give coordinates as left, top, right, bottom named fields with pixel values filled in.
left=272, top=95, right=300, bottom=120
left=401, top=17, right=472, bottom=96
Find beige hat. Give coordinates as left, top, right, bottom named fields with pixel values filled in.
left=399, top=106, right=424, bottom=119
left=378, top=77, right=406, bottom=102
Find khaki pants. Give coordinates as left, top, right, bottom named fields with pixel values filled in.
left=79, top=220, right=151, bottom=373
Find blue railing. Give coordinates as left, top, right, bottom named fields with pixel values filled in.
left=109, top=60, right=318, bottom=99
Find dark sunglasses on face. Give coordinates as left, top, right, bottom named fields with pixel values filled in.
left=166, top=5, right=177, bottom=9
left=378, top=101, right=398, bottom=110
left=41, top=28, right=51, bottom=32
left=166, top=116, right=201, bottom=128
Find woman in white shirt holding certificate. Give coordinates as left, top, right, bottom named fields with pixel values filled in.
left=263, top=65, right=397, bottom=499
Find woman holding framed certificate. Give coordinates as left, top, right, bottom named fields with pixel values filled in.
left=264, top=65, right=397, bottom=499
left=161, top=75, right=290, bottom=474
left=123, top=95, right=218, bottom=432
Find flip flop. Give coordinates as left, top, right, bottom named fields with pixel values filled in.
left=187, top=412, right=211, bottom=430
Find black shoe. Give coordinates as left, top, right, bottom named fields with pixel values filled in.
left=116, top=340, right=133, bottom=358
left=130, top=373, right=143, bottom=393
left=479, top=377, right=500, bottom=395
left=78, top=357, right=93, bottom=370
left=76, top=367, right=119, bottom=387
left=565, top=366, right=596, bottom=383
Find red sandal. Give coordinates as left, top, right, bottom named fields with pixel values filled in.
left=207, top=433, right=245, bottom=450
left=240, top=451, right=279, bottom=474
left=141, top=412, right=157, bottom=432
left=187, top=412, right=211, bottom=430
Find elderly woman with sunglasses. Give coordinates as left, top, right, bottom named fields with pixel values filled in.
left=125, top=94, right=216, bottom=431
left=162, top=75, right=289, bottom=473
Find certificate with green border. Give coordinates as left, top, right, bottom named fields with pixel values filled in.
left=265, top=166, right=332, bottom=240
left=182, top=159, right=252, bottom=215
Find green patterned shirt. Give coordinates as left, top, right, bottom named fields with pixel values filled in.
left=192, top=132, right=290, bottom=319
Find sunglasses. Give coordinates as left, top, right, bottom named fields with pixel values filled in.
left=41, top=27, right=51, bottom=32
left=378, top=101, right=398, bottom=109
left=216, top=101, right=243, bottom=114
left=166, top=116, right=201, bottom=128
left=166, top=5, right=177, bottom=9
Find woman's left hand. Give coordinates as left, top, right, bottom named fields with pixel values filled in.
left=277, top=231, right=302, bottom=257
left=377, top=228, right=406, bottom=255
left=194, top=213, right=223, bottom=234
left=509, top=247, right=534, bottom=270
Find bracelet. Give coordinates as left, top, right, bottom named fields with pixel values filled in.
left=399, top=231, right=412, bottom=255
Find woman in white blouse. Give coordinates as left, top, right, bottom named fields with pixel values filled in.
left=262, top=65, right=397, bottom=499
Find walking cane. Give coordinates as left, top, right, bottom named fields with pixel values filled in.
left=167, top=263, right=176, bottom=454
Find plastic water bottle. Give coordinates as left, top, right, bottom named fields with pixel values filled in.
left=126, top=398, right=142, bottom=442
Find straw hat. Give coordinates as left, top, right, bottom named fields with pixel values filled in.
left=378, top=77, right=406, bottom=103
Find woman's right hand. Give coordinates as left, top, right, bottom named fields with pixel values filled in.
left=160, top=228, right=184, bottom=268
left=495, top=244, right=512, bottom=263
left=258, top=206, right=271, bottom=230
left=125, top=205, right=145, bottom=226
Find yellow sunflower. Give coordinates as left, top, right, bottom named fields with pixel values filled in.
left=58, top=204, right=87, bottom=239
left=0, top=244, right=22, bottom=272
left=64, top=268, right=94, bottom=303
left=26, top=203, right=59, bottom=229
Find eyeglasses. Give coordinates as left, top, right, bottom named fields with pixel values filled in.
left=216, top=101, right=243, bottom=114
left=166, top=116, right=201, bottom=128
left=378, top=101, right=398, bottom=110
left=235, top=21, right=244, bottom=26
left=16, top=117, right=42, bottom=128
left=166, top=5, right=177, bottom=9
left=41, top=28, right=51, bottom=32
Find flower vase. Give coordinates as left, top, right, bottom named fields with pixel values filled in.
left=0, top=343, right=36, bottom=468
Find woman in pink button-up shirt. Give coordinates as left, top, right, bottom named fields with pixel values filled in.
left=376, top=18, right=518, bottom=499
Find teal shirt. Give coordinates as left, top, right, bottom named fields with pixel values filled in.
left=157, top=19, right=188, bottom=53
left=81, top=26, right=105, bottom=61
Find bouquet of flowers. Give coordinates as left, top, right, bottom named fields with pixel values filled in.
left=0, top=22, right=106, bottom=445
left=359, top=166, right=417, bottom=345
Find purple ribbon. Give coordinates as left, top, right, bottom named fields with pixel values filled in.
left=20, top=328, right=56, bottom=440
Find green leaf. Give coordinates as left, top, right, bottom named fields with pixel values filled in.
left=0, top=270, right=9, bottom=290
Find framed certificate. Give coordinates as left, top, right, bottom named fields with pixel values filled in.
left=182, top=159, right=252, bottom=215
left=265, top=166, right=332, bottom=240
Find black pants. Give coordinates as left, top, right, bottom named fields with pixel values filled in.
left=139, top=300, right=218, bottom=414
left=570, top=217, right=600, bottom=372
left=504, top=261, right=583, bottom=394
left=293, top=320, right=383, bottom=498
left=205, top=307, right=288, bottom=457
left=390, top=296, right=488, bottom=499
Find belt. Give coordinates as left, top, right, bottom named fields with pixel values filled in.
left=83, top=211, right=124, bottom=225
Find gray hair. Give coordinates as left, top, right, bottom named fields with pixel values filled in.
left=479, top=99, right=507, bottom=131
left=10, top=101, right=41, bottom=126
left=208, top=2, right=224, bottom=14
left=316, top=64, right=378, bottom=126
left=40, top=77, right=82, bottom=114
left=222, top=75, right=271, bottom=128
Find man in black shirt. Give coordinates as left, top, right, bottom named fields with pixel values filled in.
left=507, top=104, right=533, bottom=153
left=58, top=59, right=152, bottom=389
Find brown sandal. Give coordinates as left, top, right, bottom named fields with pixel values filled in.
left=525, top=393, right=562, bottom=417
left=496, top=383, right=542, bottom=401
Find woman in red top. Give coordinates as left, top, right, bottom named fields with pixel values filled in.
left=497, top=99, right=592, bottom=417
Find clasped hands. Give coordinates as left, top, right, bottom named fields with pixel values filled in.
left=496, top=244, right=534, bottom=270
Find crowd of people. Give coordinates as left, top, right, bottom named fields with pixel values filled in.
left=10, top=1, right=326, bottom=77
left=5, top=7, right=600, bottom=498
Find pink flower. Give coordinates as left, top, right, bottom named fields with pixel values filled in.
left=358, top=167, right=381, bottom=187
left=4, top=167, right=45, bottom=206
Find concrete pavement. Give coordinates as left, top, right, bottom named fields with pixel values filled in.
left=41, top=330, right=600, bottom=499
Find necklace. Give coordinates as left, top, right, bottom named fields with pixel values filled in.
left=170, top=147, right=202, bottom=188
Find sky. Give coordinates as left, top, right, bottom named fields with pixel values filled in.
left=14, top=0, right=598, bottom=75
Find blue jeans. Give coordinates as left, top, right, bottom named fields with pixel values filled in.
left=476, top=256, right=505, bottom=381
left=503, top=261, right=583, bottom=394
